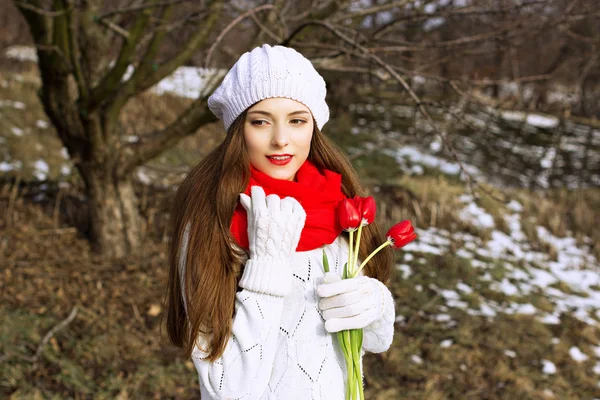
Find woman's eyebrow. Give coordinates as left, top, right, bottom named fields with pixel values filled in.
left=247, top=110, right=310, bottom=116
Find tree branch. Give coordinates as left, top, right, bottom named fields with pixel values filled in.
left=51, top=0, right=73, bottom=73
left=105, top=0, right=224, bottom=135
left=86, top=4, right=154, bottom=111
left=132, top=4, right=175, bottom=79
left=65, top=0, right=88, bottom=101
left=119, top=99, right=218, bottom=175
left=332, top=0, right=412, bottom=23
left=14, top=0, right=86, bottom=159
left=371, top=0, right=547, bottom=39
left=14, top=0, right=52, bottom=46
left=96, top=17, right=130, bottom=38
left=288, top=0, right=348, bottom=23
left=371, top=20, right=525, bottom=52
left=204, top=3, right=277, bottom=68
left=249, top=10, right=282, bottom=43
left=14, top=1, right=67, bottom=17
left=97, top=0, right=193, bottom=20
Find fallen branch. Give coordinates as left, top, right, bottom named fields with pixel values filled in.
left=32, top=306, right=78, bottom=365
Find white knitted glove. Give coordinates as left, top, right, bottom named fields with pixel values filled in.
left=237, top=186, right=306, bottom=297
left=316, top=272, right=386, bottom=333
left=239, top=186, right=306, bottom=260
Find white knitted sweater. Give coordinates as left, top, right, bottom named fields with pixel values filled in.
left=180, top=234, right=395, bottom=399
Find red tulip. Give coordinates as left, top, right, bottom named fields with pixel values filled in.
left=359, top=196, right=376, bottom=226
left=386, top=220, right=417, bottom=249
left=338, top=198, right=361, bottom=231
left=348, top=196, right=361, bottom=209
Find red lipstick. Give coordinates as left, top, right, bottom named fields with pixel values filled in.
left=266, top=154, right=293, bottom=166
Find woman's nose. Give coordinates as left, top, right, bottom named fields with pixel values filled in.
left=271, top=126, right=289, bottom=147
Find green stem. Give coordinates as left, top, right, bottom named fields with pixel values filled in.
left=351, top=329, right=362, bottom=398
left=357, top=329, right=364, bottom=400
left=337, top=331, right=350, bottom=400
left=353, top=224, right=363, bottom=276
left=349, top=229, right=354, bottom=276
left=322, top=249, right=330, bottom=273
left=343, top=330, right=354, bottom=399
left=351, top=240, right=392, bottom=278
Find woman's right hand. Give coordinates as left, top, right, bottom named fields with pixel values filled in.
left=239, top=186, right=306, bottom=260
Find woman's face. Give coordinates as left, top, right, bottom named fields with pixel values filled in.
left=244, top=98, right=314, bottom=181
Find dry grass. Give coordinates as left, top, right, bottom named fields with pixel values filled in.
left=516, top=188, right=600, bottom=260
left=374, top=175, right=465, bottom=231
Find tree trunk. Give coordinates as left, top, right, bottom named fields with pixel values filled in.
left=86, top=173, right=142, bottom=258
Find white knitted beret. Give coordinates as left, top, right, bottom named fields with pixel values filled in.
left=207, top=44, right=329, bottom=131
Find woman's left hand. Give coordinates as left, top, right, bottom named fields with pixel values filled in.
left=316, top=272, right=385, bottom=333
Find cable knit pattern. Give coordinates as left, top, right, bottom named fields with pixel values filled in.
left=207, top=44, right=329, bottom=131
left=179, top=235, right=395, bottom=399
left=240, top=187, right=306, bottom=264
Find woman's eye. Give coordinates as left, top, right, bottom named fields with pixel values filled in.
left=251, top=120, right=267, bottom=126
left=291, top=119, right=306, bottom=125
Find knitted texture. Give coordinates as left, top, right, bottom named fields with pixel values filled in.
left=180, top=236, right=396, bottom=399
left=239, top=186, right=306, bottom=261
left=207, top=44, right=329, bottom=131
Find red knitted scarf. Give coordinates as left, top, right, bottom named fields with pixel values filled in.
left=230, top=160, right=346, bottom=252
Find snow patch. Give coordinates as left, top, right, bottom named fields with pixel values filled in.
left=504, top=349, right=517, bottom=358
left=5, top=45, right=38, bottom=62
left=569, top=346, right=589, bottom=362
left=458, top=202, right=495, bottom=230
left=542, top=359, right=556, bottom=374
left=151, top=67, right=226, bottom=99
left=11, top=127, right=24, bottom=136
left=33, top=159, right=49, bottom=181
left=36, top=119, right=49, bottom=129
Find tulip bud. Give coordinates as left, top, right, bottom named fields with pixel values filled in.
left=360, top=196, right=376, bottom=226
left=386, top=220, right=417, bottom=249
left=338, top=198, right=361, bottom=232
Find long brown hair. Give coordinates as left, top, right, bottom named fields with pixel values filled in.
left=165, top=110, right=394, bottom=361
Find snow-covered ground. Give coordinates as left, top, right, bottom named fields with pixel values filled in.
left=392, top=145, right=482, bottom=180
left=397, top=194, right=599, bottom=346
left=384, top=191, right=600, bottom=384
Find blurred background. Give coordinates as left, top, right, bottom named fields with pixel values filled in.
left=0, top=0, right=599, bottom=398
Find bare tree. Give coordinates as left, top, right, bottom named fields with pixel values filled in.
left=12, top=0, right=230, bottom=257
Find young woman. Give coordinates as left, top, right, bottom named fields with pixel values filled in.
left=166, top=44, right=395, bottom=399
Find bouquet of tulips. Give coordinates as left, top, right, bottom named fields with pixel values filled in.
left=322, top=196, right=417, bottom=400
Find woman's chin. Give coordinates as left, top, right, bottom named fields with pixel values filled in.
left=269, top=171, right=295, bottom=181
left=261, top=166, right=296, bottom=181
